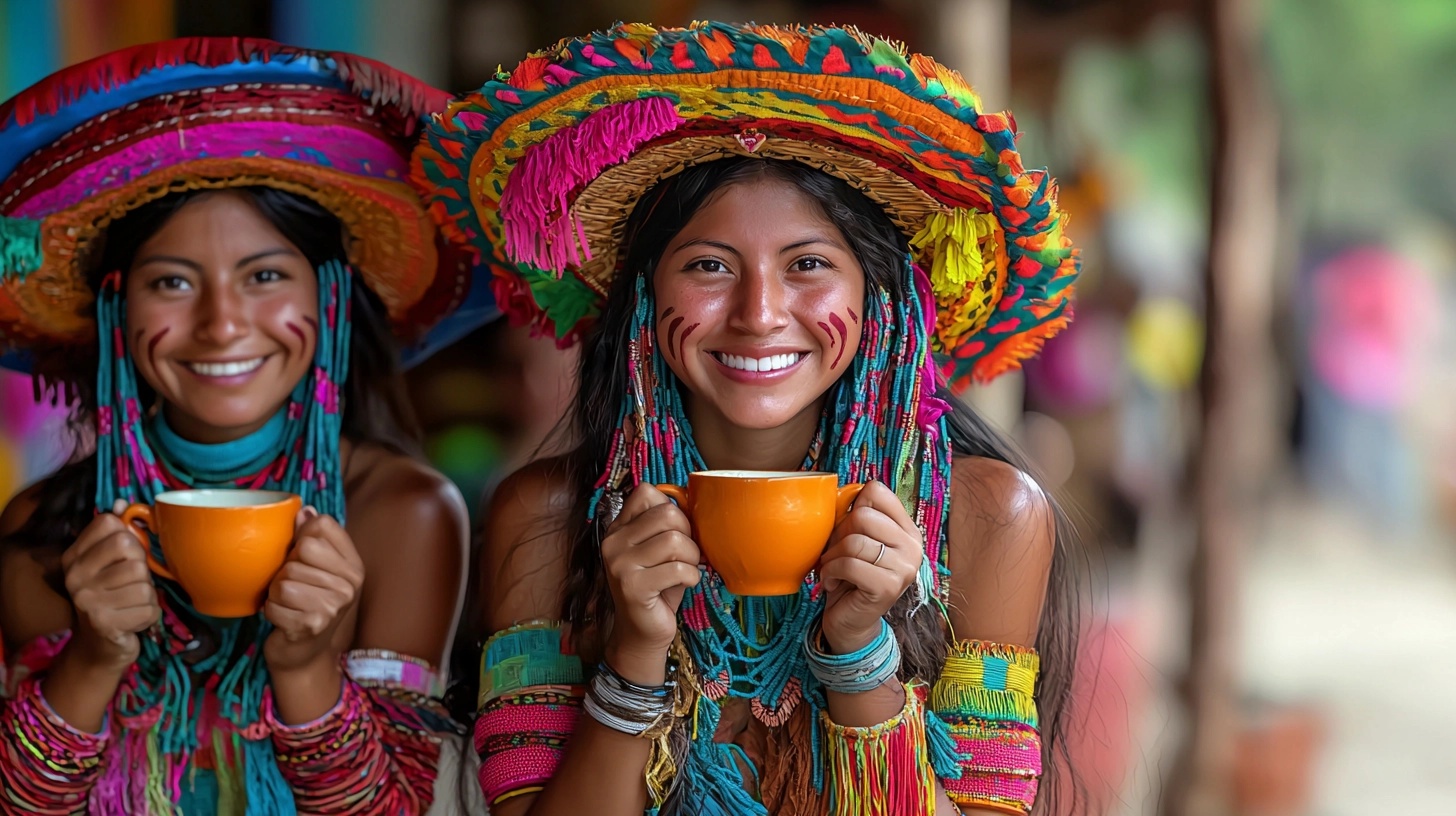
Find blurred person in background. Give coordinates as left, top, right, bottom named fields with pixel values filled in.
left=416, top=23, right=1084, bottom=816
left=0, top=39, right=484, bottom=814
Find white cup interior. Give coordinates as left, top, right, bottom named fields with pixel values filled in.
left=156, top=489, right=295, bottom=509
left=693, top=470, right=827, bottom=479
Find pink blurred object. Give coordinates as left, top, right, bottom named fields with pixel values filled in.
left=1310, top=247, right=1436, bottom=410
left=0, top=370, right=50, bottom=436
left=1048, top=604, right=1150, bottom=814
left=1025, top=309, right=1123, bottom=414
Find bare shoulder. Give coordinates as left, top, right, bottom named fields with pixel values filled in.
left=944, top=456, right=1056, bottom=645
left=345, top=442, right=467, bottom=526
left=949, top=455, right=1054, bottom=536
left=341, top=442, right=469, bottom=570
left=479, top=456, right=577, bottom=629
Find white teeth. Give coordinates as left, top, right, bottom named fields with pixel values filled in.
left=714, top=352, right=801, bottom=372
left=187, top=357, right=265, bottom=377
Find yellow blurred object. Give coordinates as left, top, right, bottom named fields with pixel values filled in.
left=0, top=434, right=19, bottom=505
left=1126, top=297, right=1204, bottom=391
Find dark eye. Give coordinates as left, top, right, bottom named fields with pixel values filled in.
left=792, top=256, right=830, bottom=272
left=151, top=275, right=191, bottom=292
left=253, top=268, right=287, bottom=283
left=688, top=259, right=728, bottom=274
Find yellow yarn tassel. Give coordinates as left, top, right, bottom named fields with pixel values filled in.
left=822, top=682, right=936, bottom=816
left=933, top=640, right=1040, bottom=727
left=909, top=209, right=999, bottom=298
left=643, top=636, right=702, bottom=807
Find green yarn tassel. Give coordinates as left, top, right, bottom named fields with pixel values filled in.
left=0, top=215, right=42, bottom=280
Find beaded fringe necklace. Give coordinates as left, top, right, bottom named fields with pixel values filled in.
left=587, top=256, right=955, bottom=814
left=89, top=261, right=353, bottom=816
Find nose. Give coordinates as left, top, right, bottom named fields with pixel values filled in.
left=727, top=266, right=791, bottom=336
left=192, top=282, right=249, bottom=346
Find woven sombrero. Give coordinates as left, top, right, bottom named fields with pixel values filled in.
left=0, top=37, right=495, bottom=372
left=413, top=21, right=1078, bottom=385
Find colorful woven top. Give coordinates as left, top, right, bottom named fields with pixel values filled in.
left=0, top=36, right=496, bottom=372
left=412, top=21, right=1079, bottom=386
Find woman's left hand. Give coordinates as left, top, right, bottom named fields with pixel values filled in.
left=263, top=507, right=365, bottom=674
left=817, top=480, right=922, bottom=654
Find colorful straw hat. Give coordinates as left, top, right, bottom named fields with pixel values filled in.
left=412, top=21, right=1078, bottom=386
left=0, top=37, right=495, bottom=372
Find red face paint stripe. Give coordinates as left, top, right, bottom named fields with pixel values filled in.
left=286, top=322, right=308, bottom=350
left=848, top=307, right=859, bottom=324
left=829, top=313, right=849, bottom=368
left=146, top=327, right=168, bottom=370
left=665, top=316, right=685, bottom=358
left=817, top=321, right=835, bottom=347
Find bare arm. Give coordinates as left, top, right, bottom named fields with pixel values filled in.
left=481, top=463, right=672, bottom=816
left=1, top=485, right=158, bottom=734
left=942, top=456, right=1057, bottom=816
left=267, top=452, right=469, bottom=722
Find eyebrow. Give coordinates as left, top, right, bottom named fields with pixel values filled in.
left=132, top=247, right=300, bottom=271
left=669, top=235, right=847, bottom=256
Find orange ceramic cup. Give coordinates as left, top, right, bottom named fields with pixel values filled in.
left=657, top=471, right=863, bottom=597
left=121, top=489, right=301, bottom=618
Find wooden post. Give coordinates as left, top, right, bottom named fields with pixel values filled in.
left=1162, top=0, right=1281, bottom=814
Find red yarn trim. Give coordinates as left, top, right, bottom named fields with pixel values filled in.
left=0, top=37, right=449, bottom=130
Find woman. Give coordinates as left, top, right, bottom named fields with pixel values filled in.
left=0, top=39, right=486, bottom=814
left=416, top=23, right=1080, bottom=816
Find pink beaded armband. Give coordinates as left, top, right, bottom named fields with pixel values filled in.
left=930, top=640, right=1044, bottom=815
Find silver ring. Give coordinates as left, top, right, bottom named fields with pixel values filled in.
left=871, top=542, right=887, bottom=566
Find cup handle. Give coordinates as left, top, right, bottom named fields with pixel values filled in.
left=835, top=483, right=865, bottom=523
left=119, top=503, right=176, bottom=582
left=655, top=484, right=689, bottom=510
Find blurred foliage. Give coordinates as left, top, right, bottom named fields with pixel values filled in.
left=1267, top=0, right=1456, bottom=233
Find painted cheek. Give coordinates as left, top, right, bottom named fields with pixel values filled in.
left=665, top=316, right=685, bottom=359
left=143, top=327, right=170, bottom=371
left=678, top=323, right=699, bottom=364
left=827, top=313, right=849, bottom=369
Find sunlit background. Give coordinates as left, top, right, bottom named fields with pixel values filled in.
left=1, top=1, right=1452, bottom=814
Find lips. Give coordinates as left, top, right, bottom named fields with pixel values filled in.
left=711, top=351, right=803, bottom=373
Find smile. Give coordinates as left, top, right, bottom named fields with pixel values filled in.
left=711, top=352, right=802, bottom=373
left=185, top=357, right=267, bottom=377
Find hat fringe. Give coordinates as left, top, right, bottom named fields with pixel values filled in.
left=0, top=38, right=449, bottom=132
left=333, top=54, right=453, bottom=133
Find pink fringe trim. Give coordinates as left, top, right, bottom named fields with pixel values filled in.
left=499, top=96, right=683, bottom=276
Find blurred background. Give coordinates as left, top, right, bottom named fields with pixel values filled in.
left=1, top=1, right=1452, bottom=814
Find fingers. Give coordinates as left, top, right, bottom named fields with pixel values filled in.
left=847, top=481, right=919, bottom=536
left=289, top=533, right=365, bottom=591
left=265, top=560, right=357, bottom=640
left=612, top=483, right=673, bottom=530
left=617, top=561, right=702, bottom=603
left=617, top=527, right=700, bottom=567
left=819, top=555, right=904, bottom=603
left=294, top=509, right=364, bottom=575
left=63, top=513, right=134, bottom=571
left=64, top=530, right=147, bottom=594
left=827, top=506, right=913, bottom=559
left=602, top=500, right=693, bottom=559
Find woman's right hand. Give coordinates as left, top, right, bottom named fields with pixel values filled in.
left=60, top=508, right=162, bottom=670
left=600, top=483, right=701, bottom=684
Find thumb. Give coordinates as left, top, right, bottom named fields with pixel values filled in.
left=294, top=505, right=320, bottom=530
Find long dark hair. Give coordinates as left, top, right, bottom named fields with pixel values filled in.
left=10, top=186, right=422, bottom=556
left=474, top=158, right=1084, bottom=812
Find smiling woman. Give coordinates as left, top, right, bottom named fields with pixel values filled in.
left=0, top=38, right=490, bottom=815
left=419, top=23, right=1082, bottom=816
